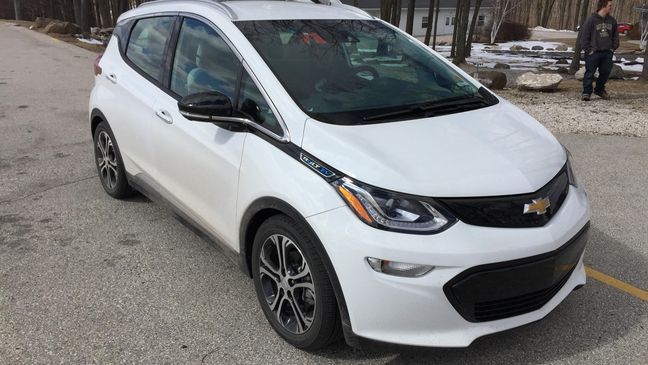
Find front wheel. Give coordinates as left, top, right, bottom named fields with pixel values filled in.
left=251, top=215, right=342, bottom=350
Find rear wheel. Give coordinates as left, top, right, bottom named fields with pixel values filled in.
left=251, top=215, right=342, bottom=350
left=93, top=121, right=135, bottom=199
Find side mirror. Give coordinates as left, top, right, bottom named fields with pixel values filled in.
left=178, top=92, right=234, bottom=122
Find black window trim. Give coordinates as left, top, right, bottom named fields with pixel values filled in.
left=167, top=12, right=290, bottom=143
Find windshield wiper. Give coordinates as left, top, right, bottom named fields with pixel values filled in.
left=363, top=94, right=489, bottom=122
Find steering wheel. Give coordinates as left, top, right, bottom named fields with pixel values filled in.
left=352, top=65, right=379, bottom=81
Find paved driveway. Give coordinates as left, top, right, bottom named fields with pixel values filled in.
left=1, top=22, right=646, bottom=364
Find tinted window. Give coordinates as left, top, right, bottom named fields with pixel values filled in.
left=126, top=17, right=174, bottom=81
left=171, top=18, right=240, bottom=100
left=238, top=72, right=282, bottom=136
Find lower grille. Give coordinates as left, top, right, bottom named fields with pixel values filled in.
left=443, top=223, right=589, bottom=323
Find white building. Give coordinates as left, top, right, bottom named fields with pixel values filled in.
left=342, top=0, right=493, bottom=37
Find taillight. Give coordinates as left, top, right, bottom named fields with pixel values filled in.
left=94, top=53, right=103, bottom=76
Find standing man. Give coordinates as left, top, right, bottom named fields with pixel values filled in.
left=578, top=0, right=619, bottom=101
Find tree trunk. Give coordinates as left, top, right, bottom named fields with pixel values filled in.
left=13, top=0, right=22, bottom=20
left=432, top=0, right=440, bottom=49
left=642, top=45, right=648, bottom=81
left=393, top=0, right=402, bottom=27
left=405, top=0, right=415, bottom=35
left=451, top=2, right=461, bottom=58
left=573, top=0, right=582, bottom=30
left=540, top=0, right=556, bottom=27
left=466, top=0, right=482, bottom=57
left=454, top=0, right=471, bottom=64
left=424, top=0, right=435, bottom=45
left=579, top=0, right=590, bottom=27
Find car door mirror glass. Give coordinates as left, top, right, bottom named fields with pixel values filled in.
left=178, top=92, right=234, bottom=121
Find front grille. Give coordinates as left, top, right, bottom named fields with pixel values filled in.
left=438, top=166, right=570, bottom=228
left=443, top=223, right=589, bottom=323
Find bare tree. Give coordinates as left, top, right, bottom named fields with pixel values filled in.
left=424, top=0, right=436, bottom=45
left=432, top=0, right=440, bottom=49
left=490, top=0, right=520, bottom=44
left=466, top=0, right=483, bottom=56
left=13, top=0, right=23, bottom=20
left=405, top=0, right=415, bottom=35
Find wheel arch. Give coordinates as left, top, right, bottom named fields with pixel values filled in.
left=238, top=196, right=354, bottom=343
left=90, top=108, right=108, bottom=137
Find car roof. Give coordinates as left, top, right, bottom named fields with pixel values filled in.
left=136, top=0, right=373, bottom=21
left=223, top=1, right=372, bottom=21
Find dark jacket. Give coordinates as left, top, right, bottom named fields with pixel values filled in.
left=578, top=12, right=619, bottom=54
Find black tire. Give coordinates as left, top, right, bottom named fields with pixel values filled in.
left=93, top=121, right=135, bottom=199
left=251, top=214, right=342, bottom=350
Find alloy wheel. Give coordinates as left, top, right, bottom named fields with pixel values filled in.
left=258, top=234, right=316, bottom=334
left=96, top=130, right=119, bottom=190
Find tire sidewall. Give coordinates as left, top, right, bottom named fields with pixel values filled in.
left=251, top=216, right=330, bottom=349
left=93, top=122, right=130, bottom=197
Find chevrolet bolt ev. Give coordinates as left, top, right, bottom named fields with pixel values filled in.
left=90, top=0, right=591, bottom=350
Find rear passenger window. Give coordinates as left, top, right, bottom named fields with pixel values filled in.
left=126, top=17, right=174, bottom=82
left=171, top=18, right=241, bottom=101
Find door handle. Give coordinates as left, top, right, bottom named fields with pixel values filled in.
left=155, top=110, right=173, bottom=124
left=105, top=73, right=117, bottom=84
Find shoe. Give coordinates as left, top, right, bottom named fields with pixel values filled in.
left=582, top=94, right=591, bottom=101
left=594, top=90, right=610, bottom=99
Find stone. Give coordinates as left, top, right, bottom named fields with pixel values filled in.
left=609, top=64, right=625, bottom=79
left=532, top=45, right=544, bottom=50
left=575, top=66, right=598, bottom=81
left=34, top=17, right=54, bottom=29
left=546, top=48, right=555, bottom=51
left=510, top=45, right=530, bottom=51
left=555, top=59, right=569, bottom=65
left=556, top=44, right=569, bottom=51
left=437, top=41, right=448, bottom=46
left=516, top=72, right=563, bottom=91
left=493, top=62, right=511, bottom=70
left=44, top=21, right=82, bottom=35
left=476, top=71, right=507, bottom=90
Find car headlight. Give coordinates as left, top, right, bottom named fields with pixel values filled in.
left=332, top=177, right=456, bottom=234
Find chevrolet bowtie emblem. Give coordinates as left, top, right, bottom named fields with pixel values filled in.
left=523, top=198, right=551, bottom=215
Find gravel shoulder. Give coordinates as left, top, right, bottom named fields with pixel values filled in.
left=499, top=79, right=648, bottom=138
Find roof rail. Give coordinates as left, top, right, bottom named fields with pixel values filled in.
left=137, top=0, right=368, bottom=20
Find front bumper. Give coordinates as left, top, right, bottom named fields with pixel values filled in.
left=306, top=185, right=590, bottom=347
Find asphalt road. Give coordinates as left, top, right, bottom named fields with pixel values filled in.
left=1, top=23, right=647, bottom=364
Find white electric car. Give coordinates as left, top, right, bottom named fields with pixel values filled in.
left=89, top=0, right=591, bottom=350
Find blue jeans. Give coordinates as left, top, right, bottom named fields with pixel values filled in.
left=583, top=50, right=614, bottom=95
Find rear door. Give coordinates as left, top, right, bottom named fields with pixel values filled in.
left=102, top=15, right=176, bottom=176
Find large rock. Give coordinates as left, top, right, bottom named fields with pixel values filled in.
left=555, top=59, right=569, bottom=65
left=516, top=72, right=563, bottom=91
left=34, top=17, right=55, bottom=29
left=575, top=66, right=598, bottom=80
left=609, top=64, right=625, bottom=79
left=556, top=44, right=569, bottom=51
left=510, top=45, right=530, bottom=51
left=44, top=21, right=82, bottom=35
left=532, top=45, right=544, bottom=50
left=476, top=71, right=507, bottom=90
left=494, top=62, right=511, bottom=69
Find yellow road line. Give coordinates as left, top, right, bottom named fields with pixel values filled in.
left=586, top=266, right=648, bottom=302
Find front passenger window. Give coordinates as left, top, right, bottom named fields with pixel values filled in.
left=238, top=72, right=283, bottom=137
left=171, top=18, right=241, bottom=100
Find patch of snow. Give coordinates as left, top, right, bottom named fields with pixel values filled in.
left=637, top=57, right=644, bottom=63
left=77, top=38, right=102, bottom=45
left=620, top=63, right=643, bottom=72
left=532, top=26, right=576, bottom=33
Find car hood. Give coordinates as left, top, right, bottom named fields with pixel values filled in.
left=301, top=101, right=566, bottom=197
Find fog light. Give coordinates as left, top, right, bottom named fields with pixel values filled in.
left=366, top=257, right=434, bottom=277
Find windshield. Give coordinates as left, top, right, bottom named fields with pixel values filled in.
left=236, top=20, right=492, bottom=125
